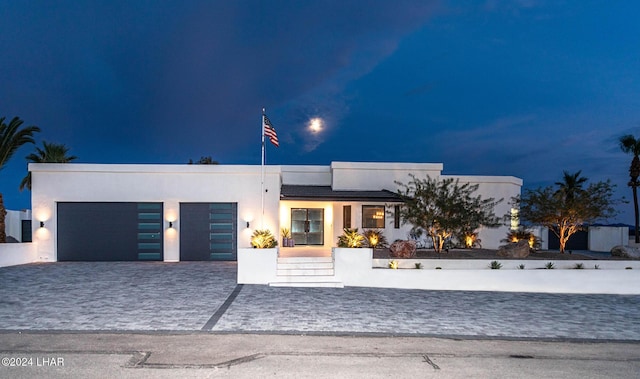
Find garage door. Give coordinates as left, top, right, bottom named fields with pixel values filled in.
left=57, top=202, right=163, bottom=261
left=180, top=203, right=237, bottom=261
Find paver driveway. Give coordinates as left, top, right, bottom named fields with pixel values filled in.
left=1, top=262, right=640, bottom=341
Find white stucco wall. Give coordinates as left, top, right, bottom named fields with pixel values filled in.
left=281, top=165, right=331, bottom=186
left=0, top=242, right=38, bottom=267
left=30, top=164, right=281, bottom=262
left=441, top=175, right=522, bottom=249
left=4, top=209, right=31, bottom=242
left=331, top=161, right=443, bottom=191
left=329, top=163, right=522, bottom=249
left=30, top=161, right=522, bottom=260
left=589, top=226, right=628, bottom=252
left=330, top=202, right=408, bottom=245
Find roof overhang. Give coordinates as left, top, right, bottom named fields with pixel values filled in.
left=280, top=185, right=402, bottom=202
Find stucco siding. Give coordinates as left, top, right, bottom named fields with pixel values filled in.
left=30, top=164, right=281, bottom=262
left=331, top=161, right=443, bottom=191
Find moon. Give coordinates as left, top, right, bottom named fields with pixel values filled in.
left=308, top=117, right=323, bottom=133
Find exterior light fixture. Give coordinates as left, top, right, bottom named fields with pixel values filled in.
left=169, top=221, right=173, bottom=228
left=39, top=221, right=45, bottom=228
left=246, top=221, right=250, bottom=228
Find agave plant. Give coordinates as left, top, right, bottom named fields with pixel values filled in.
left=337, top=228, right=365, bottom=248
left=250, top=229, right=278, bottom=248
left=502, top=228, right=541, bottom=250
left=362, top=229, right=388, bottom=248
left=456, top=230, right=482, bottom=248
left=280, top=227, right=291, bottom=238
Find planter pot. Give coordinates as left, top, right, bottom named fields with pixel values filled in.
left=282, top=237, right=295, bottom=247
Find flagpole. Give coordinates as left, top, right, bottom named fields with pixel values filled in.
left=261, top=108, right=266, bottom=229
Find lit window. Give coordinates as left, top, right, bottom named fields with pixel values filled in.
left=362, top=205, right=385, bottom=228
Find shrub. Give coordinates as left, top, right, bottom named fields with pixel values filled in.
left=489, top=260, right=503, bottom=269
left=337, top=228, right=365, bottom=248
left=454, top=230, right=482, bottom=249
left=415, top=262, right=423, bottom=269
left=389, top=260, right=399, bottom=269
left=545, top=262, right=555, bottom=269
left=502, top=228, right=541, bottom=250
left=363, top=229, right=388, bottom=248
left=573, top=263, right=584, bottom=269
left=250, top=229, right=278, bottom=248
left=517, top=264, right=526, bottom=270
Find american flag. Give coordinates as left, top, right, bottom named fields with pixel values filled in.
left=263, top=114, right=279, bottom=147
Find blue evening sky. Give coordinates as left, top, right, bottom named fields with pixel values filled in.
left=1, top=0, right=639, bottom=224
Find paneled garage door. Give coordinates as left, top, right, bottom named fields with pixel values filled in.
left=180, top=203, right=237, bottom=261
left=57, top=202, right=163, bottom=261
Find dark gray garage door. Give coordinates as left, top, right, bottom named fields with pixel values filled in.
left=57, top=202, right=163, bottom=261
left=180, top=203, right=237, bottom=261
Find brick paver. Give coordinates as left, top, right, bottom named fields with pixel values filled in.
left=1, top=262, right=639, bottom=340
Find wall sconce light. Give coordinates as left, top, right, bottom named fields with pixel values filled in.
left=169, top=221, right=173, bottom=228
left=39, top=221, right=45, bottom=228
left=246, top=221, right=250, bottom=228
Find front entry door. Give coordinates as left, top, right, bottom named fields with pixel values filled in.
left=291, top=208, right=324, bottom=245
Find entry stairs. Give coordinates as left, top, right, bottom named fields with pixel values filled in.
left=269, top=256, right=344, bottom=288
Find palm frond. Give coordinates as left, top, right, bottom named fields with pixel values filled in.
left=0, top=116, right=40, bottom=170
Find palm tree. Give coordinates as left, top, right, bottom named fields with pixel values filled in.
left=554, top=170, right=587, bottom=204
left=619, top=134, right=640, bottom=243
left=0, top=116, right=41, bottom=243
left=20, top=141, right=77, bottom=191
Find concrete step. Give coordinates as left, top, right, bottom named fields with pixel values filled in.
left=277, top=262, right=334, bottom=270
left=276, top=268, right=335, bottom=276
left=277, top=257, right=333, bottom=264
left=270, top=275, right=339, bottom=283
left=269, top=281, right=344, bottom=288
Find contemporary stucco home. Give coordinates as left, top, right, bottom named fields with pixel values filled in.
left=29, top=161, right=522, bottom=262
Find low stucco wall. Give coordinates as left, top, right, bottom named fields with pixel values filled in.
left=371, top=259, right=640, bottom=270
left=237, top=247, right=278, bottom=284
left=589, top=226, right=628, bottom=252
left=4, top=210, right=31, bottom=242
left=0, top=243, right=38, bottom=267
left=334, top=248, right=640, bottom=294
left=343, top=268, right=640, bottom=294
left=236, top=247, right=640, bottom=294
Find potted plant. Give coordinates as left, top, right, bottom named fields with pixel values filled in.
left=281, top=227, right=294, bottom=247
left=250, top=229, right=278, bottom=248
